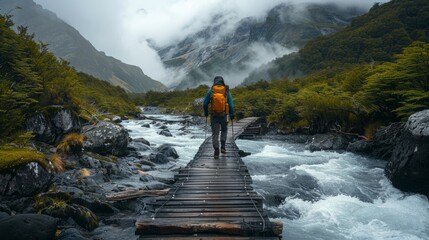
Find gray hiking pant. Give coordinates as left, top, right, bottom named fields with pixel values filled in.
left=211, top=116, right=228, bottom=149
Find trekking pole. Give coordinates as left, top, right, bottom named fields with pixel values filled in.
left=231, top=119, right=234, bottom=138
left=205, top=116, right=208, bottom=140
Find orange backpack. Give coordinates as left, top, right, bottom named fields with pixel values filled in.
left=210, top=85, right=229, bottom=116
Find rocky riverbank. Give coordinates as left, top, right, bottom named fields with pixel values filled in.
left=0, top=107, right=203, bottom=240
left=284, top=109, right=429, bottom=197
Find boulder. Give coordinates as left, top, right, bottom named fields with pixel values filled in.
left=67, top=204, right=99, bottom=231
left=158, top=129, right=173, bottom=137
left=139, top=174, right=155, bottom=182
left=385, top=110, right=429, bottom=196
left=141, top=123, right=150, bottom=128
left=53, top=108, right=81, bottom=134
left=306, top=133, right=350, bottom=151
left=82, top=121, right=129, bottom=157
left=0, top=214, right=58, bottom=240
left=157, top=144, right=179, bottom=159
left=134, top=138, right=150, bottom=146
left=128, top=141, right=151, bottom=152
left=26, top=107, right=81, bottom=144
left=149, top=153, right=169, bottom=164
left=25, top=114, right=54, bottom=144
left=238, top=150, right=251, bottom=157
left=0, top=162, right=52, bottom=196
left=111, top=116, right=122, bottom=123
left=371, top=122, right=404, bottom=160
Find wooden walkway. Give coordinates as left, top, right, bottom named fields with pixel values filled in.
left=136, top=117, right=283, bottom=239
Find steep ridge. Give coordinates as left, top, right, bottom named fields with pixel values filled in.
left=156, top=3, right=364, bottom=89
left=0, top=0, right=166, bottom=92
left=242, top=0, right=429, bottom=85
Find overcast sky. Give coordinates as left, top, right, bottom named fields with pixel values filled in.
left=33, top=0, right=389, bottom=83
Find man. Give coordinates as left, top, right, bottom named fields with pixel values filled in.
left=203, top=76, right=234, bottom=159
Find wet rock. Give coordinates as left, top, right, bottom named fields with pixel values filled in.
left=53, top=108, right=81, bottom=134
left=67, top=204, right=99, bottom=231
left=139, top=174, right=155, bottom=182
left=238, top=150, right=251, bottom=157
left=7, top=197, right=34, bottom=213
left=0, top=214, right=57, bottom=240
left=141, top=123, right=150, bottom=128
left=149, top=171, right=175, bottom=184
left=385, top=110, right=429, bottom=196
left=25, top=113, right=55, bottom=144
left=140, top=159, right=156, bottom=167
left=134, top=138, right=150, bottom=146
left=0, top=204, right=11, bottom=215
left=0, top=162, right=52, bottom=196
left=25, top=107, right=81, bottom=144
left=128, top=141, right=151, bottom=152
left=121, top=116, right=129, bottom=121
left=306, top=133, right=350, bottom=151
left=157, top=144, right=179, bottom=159
left=371, top=122, right=405, bottom=160
left=149, top=153, right=169, bottom=164
left=159, top=125, right=168, bottom=130
left=346, top=139, right=373, bottom=153
left=158, top=129, right=173, bottom=137
left=111, top=116, right=122, bottom=123
left=90, top=226, right=136, bottom=240
left=83, top=121, right=129, bottom=157
left=57, top=228, right=88, bottom=240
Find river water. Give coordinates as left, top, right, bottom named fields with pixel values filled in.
left=122, top=115, right=429, bottom=240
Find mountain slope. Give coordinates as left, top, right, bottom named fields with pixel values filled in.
left=243, top=0, right=429, bottom=85
left=0, top=0, right=166, bottom=92
left=156, top=3, right=364, bottom=89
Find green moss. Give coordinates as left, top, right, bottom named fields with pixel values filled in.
left=85, top=152, right=118, bottom=163
left=0, top=146, right=48, bottom=171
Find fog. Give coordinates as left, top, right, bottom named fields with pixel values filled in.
left=34, top=0, right=389, bottom=86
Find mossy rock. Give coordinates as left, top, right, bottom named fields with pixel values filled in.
left=0, top=146, right=48, bottom=171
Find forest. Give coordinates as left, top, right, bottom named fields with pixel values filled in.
left=0, top=14, right=138, bottom=144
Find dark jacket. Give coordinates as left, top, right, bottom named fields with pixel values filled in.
left=203, top=76, right=234, bottom=119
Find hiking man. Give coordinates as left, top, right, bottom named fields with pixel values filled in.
left=203, top=76, right=234, bottom=159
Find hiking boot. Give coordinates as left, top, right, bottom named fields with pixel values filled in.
left=221, top=141, right=226, bottom=154
left=221, top=147, right=226, bottom=154
left=214, top=148, right=219, bottom=159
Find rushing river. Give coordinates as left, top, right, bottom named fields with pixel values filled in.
left=122, top=115, right=429, bottom=240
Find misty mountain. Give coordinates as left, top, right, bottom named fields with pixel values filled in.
left=242, top=0, right=429, bottom=86
left=0, top=0, right=166, bottom=93
left=156, top=3, right=364, bottom=89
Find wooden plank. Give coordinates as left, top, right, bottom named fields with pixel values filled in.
left=106, top=189, right=170, bottom=201
left=150, top=200, right=263, bottom=206
left=139, top=235, right=280, bottom=240
left=136, top=220, right=283, bottom=237
left=154, top=212, right=267, bottom=218
left=156, top=196, right=263, bottom=201
left=152, top=207, right=264, bottom=213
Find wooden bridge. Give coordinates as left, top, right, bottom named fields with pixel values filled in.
left=135, top=117, right=283, bottom=239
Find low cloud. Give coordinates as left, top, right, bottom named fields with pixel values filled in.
left=34, top=0, right=389, bottom=85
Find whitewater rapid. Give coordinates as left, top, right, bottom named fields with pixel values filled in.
left=236, top=139, right=429, bottom=240
left=122, top=115, right=429, bottom=240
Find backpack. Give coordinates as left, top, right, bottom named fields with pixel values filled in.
left=210, top=85, right=229, bottom=117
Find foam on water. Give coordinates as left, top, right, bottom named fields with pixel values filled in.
left=122, top=115, right=205, bottom=165
left=236, top=139, right=429, bottom=240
